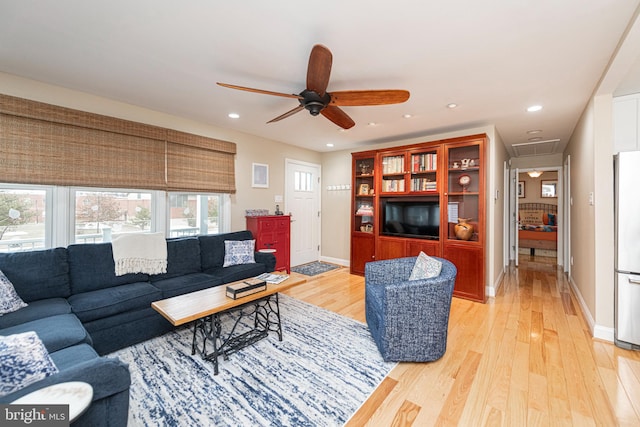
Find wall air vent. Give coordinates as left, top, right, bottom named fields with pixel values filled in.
left=512, top=139, right=560, bottom=157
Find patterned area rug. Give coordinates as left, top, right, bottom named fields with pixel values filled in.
left=111, top=294, right=394, bottom=426
left=291, top=261, right=340, bottom=276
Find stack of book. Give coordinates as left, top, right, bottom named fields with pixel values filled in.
left=226, top=278, right=267, bottom=299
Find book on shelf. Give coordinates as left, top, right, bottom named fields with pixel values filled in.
left=256, top=272, right=289, bottom=284
left=226, top=279, right=267, bottom=299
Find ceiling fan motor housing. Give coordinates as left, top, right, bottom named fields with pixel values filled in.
left=300, top=89, right=331, bottom=116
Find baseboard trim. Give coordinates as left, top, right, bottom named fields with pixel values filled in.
left=487, top=268, right=505, bottom=298
left=568, top=275, right=614, bottom=343
left=320, top=256, right=349, bottom=267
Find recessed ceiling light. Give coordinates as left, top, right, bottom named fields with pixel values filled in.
left=326, top=143, right=334, bottom=147
left=527, top=129, right=542, bottom=134
left=228, top=113, right=240, bottom=119
left=528, top=137, right=543, bottom=142
left=527, top=105, right=543, bottom=112
left=368, top=122, right=377, bottom=126
left=403, top=114, right=413, bottom=119
left=446, top=103, right=458, bottom=109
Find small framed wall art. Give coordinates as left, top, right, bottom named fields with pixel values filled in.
left=518, top=181, right=525, bottom=198
left=252, top=163, right=269, bottom=188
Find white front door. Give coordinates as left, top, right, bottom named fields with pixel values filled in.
left=285, top=159, right=321, bottom=267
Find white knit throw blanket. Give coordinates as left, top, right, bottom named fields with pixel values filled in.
left=112, top=232, right=168, bottom=276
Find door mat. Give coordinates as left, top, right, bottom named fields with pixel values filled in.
left=291, top=261, right=340, bottom=276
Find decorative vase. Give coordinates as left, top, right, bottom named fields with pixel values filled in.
left=454, top=218, right=474, bottom=240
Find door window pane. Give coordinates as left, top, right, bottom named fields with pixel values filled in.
left=0, top=187, right=48, bottom=252
left=294, top=171, right=313, bottom=192
left=74, top=190, right=152, bottom=243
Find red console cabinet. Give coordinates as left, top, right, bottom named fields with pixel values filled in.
left=246, top=215, right=291, bottom=273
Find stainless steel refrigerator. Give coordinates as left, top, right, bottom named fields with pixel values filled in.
left=615, top=151, right=640, bottom=349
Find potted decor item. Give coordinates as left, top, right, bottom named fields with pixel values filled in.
left=454, top=218, right=474, bottom=240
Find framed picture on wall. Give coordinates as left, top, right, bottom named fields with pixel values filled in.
left=518, top=181, right=525, bottom=198
left=252, top=163, right=269, bottom=188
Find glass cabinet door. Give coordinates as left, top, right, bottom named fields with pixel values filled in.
left=446, top=143, right=480, bottom=242
left=353, top=156, right=375, bottom=233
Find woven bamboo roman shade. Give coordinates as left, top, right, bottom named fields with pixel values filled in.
left=0, top=94, right=236, bottom=193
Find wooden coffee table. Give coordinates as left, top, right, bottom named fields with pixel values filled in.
left=152, top=272, right=306, bottom=374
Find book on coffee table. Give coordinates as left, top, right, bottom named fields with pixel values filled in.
left=255, top=273, right=289, bottom=284
left=226, top=279, right=267, bottom=299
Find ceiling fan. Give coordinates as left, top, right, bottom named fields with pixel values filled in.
left=217, top=44, right=410, bottom=130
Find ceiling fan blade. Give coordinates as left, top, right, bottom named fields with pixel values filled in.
left=330, top=90, right=410, bottom=106
left=217, top=82, right=302, bottom=100
left=321, top=106, right=355, bottom=129
left=267, top=105, right=305, bottom=123
left=306, top=44, right=332, bottom=97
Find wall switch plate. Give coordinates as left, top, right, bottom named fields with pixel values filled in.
left=275, top=195, right=283, bottom=202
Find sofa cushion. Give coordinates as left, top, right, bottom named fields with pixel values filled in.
left=0, top=269, right=27, bottom=315
left=67, top=243, right=149, bottom=294
left=68, top=282, right=162, bottom=323
left=205, top=263, right=267, bottom=284
left=199, top=231, right=254, bottom=271
left=223, top=239, right=256, bottom=267
left=0, top=331, right=59, bottom=397
left=150, top=237, right=202, bottom=282
left=0, top=298, right=71, bottom=329
left=152, top=273, right=222, bottom=298
left=0, top=247, right=71, bottom=301
left=0, top=314, right=91, bottom=354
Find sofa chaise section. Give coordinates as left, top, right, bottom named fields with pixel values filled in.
left=67, top=243, right=168, bottom=355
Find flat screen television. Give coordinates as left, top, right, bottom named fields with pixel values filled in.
left=381, top=198, right=440, bottom=240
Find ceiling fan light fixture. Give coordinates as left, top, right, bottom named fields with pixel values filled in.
left=527, top=170, right=543, bottom=178
left=305, top=101, right=325, bottom=116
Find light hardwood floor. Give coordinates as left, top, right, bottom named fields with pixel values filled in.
left=282, top=256, right=640, bottom=426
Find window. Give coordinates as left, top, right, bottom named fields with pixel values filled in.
left=0, top=185, right=230, bottom=250
left=73, top=190, right=153, bottom=244
left=0, top=186, right=50, bottom=252
left=168, top=193, right=227, bottom=237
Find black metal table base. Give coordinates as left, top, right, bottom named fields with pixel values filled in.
left=191, top=293, right=283, bottom=374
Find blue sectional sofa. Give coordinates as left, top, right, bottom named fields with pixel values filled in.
left=0, top=230, right=275, bottom=426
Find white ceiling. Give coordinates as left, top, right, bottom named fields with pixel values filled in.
left=1, top=1, right=639, bottom=155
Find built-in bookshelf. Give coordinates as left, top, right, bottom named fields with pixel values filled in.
left=350, top=134, right=487, bottom=302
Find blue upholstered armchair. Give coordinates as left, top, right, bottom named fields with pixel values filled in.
left=365, top=256, right=457, bottom=362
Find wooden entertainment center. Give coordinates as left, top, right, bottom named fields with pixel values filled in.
left=351, top=133, right=486, bottom=302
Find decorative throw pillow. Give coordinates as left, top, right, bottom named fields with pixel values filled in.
left=520, top=210, right=544, bottom=225
left=409, top=251, right=443, bottom=280
left=223, top=239, right=256, bottom=267
left=0, top=269, right=27, bottom=316
left=548, top=213, right=556, bottom=226
left=0, top=331, right=59, bottom=397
